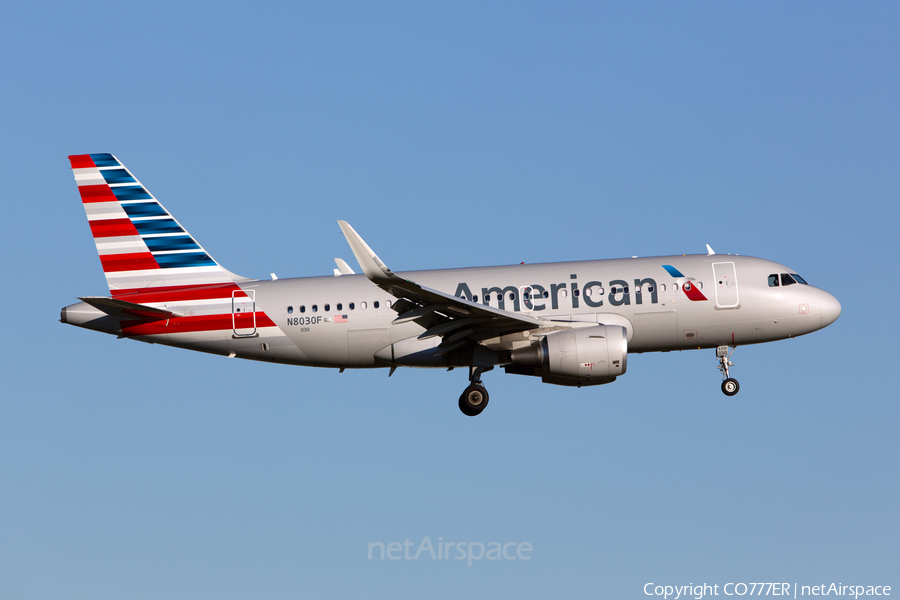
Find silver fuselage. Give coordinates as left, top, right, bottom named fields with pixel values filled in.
left=63, top=253, right=841, bottom=369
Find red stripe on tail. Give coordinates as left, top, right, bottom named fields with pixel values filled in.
left=69, top=155, right=95, bottom=169
left=99, top=252, right=159, bottom=273
left=79, top=185, right=118, bottom=203
left=89, top=218, right=140, bottom=238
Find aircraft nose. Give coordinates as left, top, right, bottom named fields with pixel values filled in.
left=820, top=291, right=841, bottom=328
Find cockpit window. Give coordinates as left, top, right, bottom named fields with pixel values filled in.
left=780, top=273, right=797, bottom=286
left=791, top=273, right=808, bottom=285
left=768, top=274, right=779, bottom=287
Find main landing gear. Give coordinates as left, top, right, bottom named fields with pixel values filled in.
left=717, top=345, right=740, bottom=396
left=459, top=366, right=492, bottom=416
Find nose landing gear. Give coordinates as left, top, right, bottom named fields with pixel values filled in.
left=717, top=345, right=740, bottom=396
left=459, top=366, right=491, bottom=416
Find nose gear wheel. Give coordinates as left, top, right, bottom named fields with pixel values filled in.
left=716, top=345, right=739, bottom=396
left=722, top=378, right=740, bottom=396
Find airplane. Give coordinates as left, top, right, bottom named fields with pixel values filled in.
left=60, top=154, right=842, bottom=416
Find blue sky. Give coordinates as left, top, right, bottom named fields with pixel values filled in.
left=1, top=2, right=898, bottom=598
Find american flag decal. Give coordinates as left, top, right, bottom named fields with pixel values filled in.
left=334, top=315, right=348, bottom=323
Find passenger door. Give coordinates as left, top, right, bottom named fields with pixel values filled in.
left=712, top=262, right=739, bottom=308
left=232, top=290, right=257, bottom=337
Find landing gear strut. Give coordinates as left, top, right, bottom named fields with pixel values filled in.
left=459, top=366, right=491, bottom=416
left=717, top=345, right=739, bottom=396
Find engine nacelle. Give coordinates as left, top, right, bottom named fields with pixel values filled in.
left=509, top=325, right=628, bottom=385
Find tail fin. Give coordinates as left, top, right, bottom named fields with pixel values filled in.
left=69, top=154, right=248, bottom=296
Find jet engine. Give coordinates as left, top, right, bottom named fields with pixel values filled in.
left=507, top=325, right=628, bottom=387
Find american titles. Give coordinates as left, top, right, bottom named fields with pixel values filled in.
left=454, top=274, right=660, bottom=312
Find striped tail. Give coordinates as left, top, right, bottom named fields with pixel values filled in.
left=69, top=154, right=249, bottom=296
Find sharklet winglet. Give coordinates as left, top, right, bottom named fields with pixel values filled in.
left=337, top=221, right=401, bottom=284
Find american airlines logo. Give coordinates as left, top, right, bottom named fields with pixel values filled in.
left=453, top=266, right=706, bottom=313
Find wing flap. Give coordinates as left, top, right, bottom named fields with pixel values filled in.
left=418, top=318, right=487, bottom=341
left=393, top=304, right=451, bottom=325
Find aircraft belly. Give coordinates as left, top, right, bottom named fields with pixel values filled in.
left=347, top=328, right=391, bottom=366
left=390, top=321, right=426, bottom=343
left=632, top=311, right=678, bottom=351
left=678, top=313, right=768, bottom=348
left=760, top=314, right=821, bottom=341
left=277, top=314, right=421, bottom=367
left=137, top=326, right=304, bottom=362
left=287, top=327, right=349, bottom=366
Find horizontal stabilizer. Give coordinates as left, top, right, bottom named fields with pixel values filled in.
left=78, top=296, right=180, bottom=320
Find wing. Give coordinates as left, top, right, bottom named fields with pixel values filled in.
left=337, top=221, right=543, bottom=355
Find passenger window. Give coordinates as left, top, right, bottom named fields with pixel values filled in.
left=361, top=302, right=367, bottom=309
left=349, top=302, right=355, bottom=310
left=484, top=294, right=491, bottom=302
left=573, top=289, right=580, bottom=297
left=287, top=306, right=293, bottom=314
left=768, top=274, right=779, bottom=287
left=543, top=291, right=549, bottom=298
left=509, top=293, right=515, bottom=300
left=648, top=285, right=654, bottom=293
left=660, top=284, right=666, bottom=292
left=300, top=306, right=306, bottom=313
left=337, top=303, right=342, bottom=311
left=374, top=301, right=380, bottom=309
left=324, top=304, right=330, bottom=312
left=560, top=289, right=568, bottom=298
left=472, top=295, right=478, bottom=302
left=312, top=305, right=318, bottom=312
left=673, top=284, right=679, bottom=291
left=386, top=300, right=392, bottom=308
left=697, top=283, right=702, bottom=289
left=781, top=273, right=796, bottom=286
